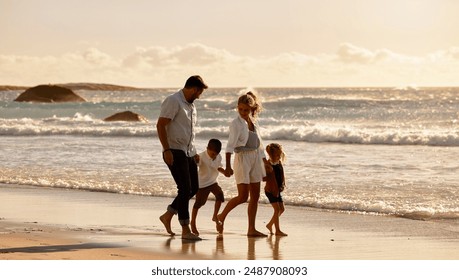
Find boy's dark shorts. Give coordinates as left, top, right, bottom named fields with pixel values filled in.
left=193, top=183, right=225, bottom=209
left=265, top=191, right=283, bottom=203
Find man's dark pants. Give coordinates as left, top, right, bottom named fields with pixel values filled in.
left=165, top=149, right=198, bottom=226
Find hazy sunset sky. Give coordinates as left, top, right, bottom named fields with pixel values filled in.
left=1, top=0, right=459, bottom=87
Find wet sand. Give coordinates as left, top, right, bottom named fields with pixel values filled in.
left=1, top=183, right=458, bottom=260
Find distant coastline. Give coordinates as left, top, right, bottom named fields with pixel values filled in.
left=0, top=83, right=144, bottom=91
left=3, top=84, right=459, bottom=91
left=0, top=85, right=28, bottom=91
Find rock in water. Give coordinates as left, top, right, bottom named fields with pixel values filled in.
left=103, top=111, right=149, bottom=123
left=14, top=85, right=87, bottom=103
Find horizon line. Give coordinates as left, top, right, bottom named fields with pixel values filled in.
left=2, top=83, right=459, bottom=90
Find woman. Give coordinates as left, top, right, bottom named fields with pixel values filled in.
left=217, top=91, right=271, bottom=237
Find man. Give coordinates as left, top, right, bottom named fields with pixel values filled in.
left=156, top=75, right=208, bottom=240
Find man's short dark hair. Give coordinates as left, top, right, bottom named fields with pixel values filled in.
left=207, top=139, right=222, bottom=153
left=185, top=75, right=208, bottom=89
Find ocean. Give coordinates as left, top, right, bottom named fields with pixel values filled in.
left=1, top=87, right=458, bottom=221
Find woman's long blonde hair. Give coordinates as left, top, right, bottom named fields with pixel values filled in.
left=238, top=91, right=263, bottom=118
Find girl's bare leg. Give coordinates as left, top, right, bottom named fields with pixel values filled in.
left=270, top=202, right=287, bottom=236
left=266, top=202, right=279, bottom=235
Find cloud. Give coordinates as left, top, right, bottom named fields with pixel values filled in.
left=336, top=43, right=421, bottom=64
left=429, top=47, right=459, bottom=62
left=337, top=43, right=376, bottom=64
left=1, top=43, right=459, bottom=87
left=81, top=48, right=114, bottom=65
left=122, top=43, right=238, bottom=68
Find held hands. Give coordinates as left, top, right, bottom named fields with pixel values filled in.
left=224, top=167, right=234, bottom=178
left=264, top=161, right=273, bottom=174
left=194, top=154, right=200, bottom=164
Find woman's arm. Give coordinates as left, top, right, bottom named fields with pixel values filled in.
left=224, top=152, right=234, bottom=177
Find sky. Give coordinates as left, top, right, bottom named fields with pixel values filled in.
left=1, top=0, right=459, bottom=87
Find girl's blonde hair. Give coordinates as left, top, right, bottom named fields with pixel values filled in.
left=238, top=91, right=263, bottom=118
left=266, top=143, right=286, bottom=163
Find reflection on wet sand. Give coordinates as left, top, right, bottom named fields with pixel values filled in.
left=267, top=234, right=286, bottom=260
left=163, top=234, right=286, bottom=260
left=214, top=235, right=225, bottom=256
left=163, top=236, right=198, bottom=256
left=248, top=235, right=285, bottom=260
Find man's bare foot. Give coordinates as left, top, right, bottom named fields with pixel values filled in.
left=191, top=223, right=199, bottom=236
left=247, top=229, right=268, bottom=237
left=266, top=223, right=273, bottom=235
left=159, top=213, right=175, bottom=236
left=182, top=232, right=202, bottom=241
left=275, top=230, right=288, bottom=236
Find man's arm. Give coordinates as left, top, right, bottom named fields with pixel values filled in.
left=156, top=117, right=173, bottom=166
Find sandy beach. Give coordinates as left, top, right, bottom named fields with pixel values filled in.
left=1, top=183, right=458, bottom=260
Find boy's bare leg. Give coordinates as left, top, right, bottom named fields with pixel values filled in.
left=190, top=207, right=199, bottom=236
left=212, top=200, right=222, bottom=222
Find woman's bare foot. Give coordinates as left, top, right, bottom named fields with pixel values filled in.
left=266, top=223, right=273, bottom=235
left=275, top=230, right=288, bottom=236
left=159, top=213, right=175, bottom=236
left=247, top=229, right=268, bottom=237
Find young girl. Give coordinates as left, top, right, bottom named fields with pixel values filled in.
left=264, top=143, right=287, bottom=236
left=216, top=91, right=271, bottom=237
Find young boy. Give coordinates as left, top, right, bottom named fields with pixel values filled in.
left=190, top=139, right=226, bottom=236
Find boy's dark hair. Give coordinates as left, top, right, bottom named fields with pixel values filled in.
left=207, top=139, right=222, bottom=153
left=184, top=75, right=208, bottom=89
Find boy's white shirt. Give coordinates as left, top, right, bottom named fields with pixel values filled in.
left=197, top=151, right=222, bottom=188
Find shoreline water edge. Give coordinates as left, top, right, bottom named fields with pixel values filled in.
left=1, top=183, right=458, bottom=260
